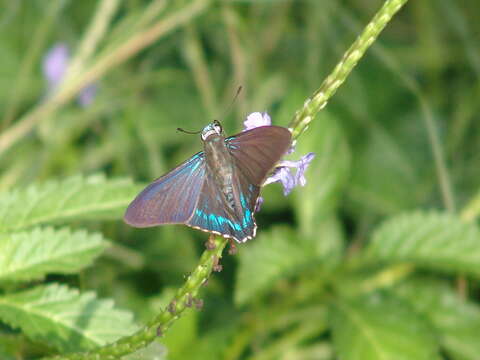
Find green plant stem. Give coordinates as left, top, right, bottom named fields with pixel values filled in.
left=43, top=236, right=228, bottom=360
left=360, top=263, right=414, bottom=294
left=0, top=0, right=210, bottom=158
left=288, top=0, right=408, bottom=140
left=1, top=0, right=64, bottom=129
left=63, top=0, right=121, bottom=85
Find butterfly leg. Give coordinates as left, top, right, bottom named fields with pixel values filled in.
left=228, top=239, right=238, bottom=255
left=205, top=234, right=217, bottom=250
left=212, top=255, right=223, bottom=272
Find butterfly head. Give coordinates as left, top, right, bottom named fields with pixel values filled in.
left=201, top=120, right=223, bottom=141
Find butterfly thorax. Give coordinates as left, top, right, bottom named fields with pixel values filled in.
left=203, top=134, right=239, bottom=216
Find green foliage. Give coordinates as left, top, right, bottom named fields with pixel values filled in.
left=0, top=284, right=138, bottom=352
left=330, top=292, right=441, bottom=360
left=0, top=0, right=479, bottom=359
left=393, top=278, right=480, bottom=360
left=366, top=211, right=480, bottom=276
left=0, top=175, right=141, bottom=232
left=0, top=227, right=109, bottom=283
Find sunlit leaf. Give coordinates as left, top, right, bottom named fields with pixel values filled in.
left=0, top=227, right=109, bottom=283
left=0, top=284, right=138, bottom=352
left=0, top=175, right=142, bottom=232
left=366, top=211, right=480, bottom=276
left=330, top=292, right=441, bottom=360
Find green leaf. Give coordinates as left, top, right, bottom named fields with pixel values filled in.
left=0, top=227, right=109, bottom=283
left=330, top=292, right=441, bottom=360
left=393, top=278, right=480, bottom=360
left=0, top=175, right=142, bottom=232
left=0, top=284, right=138, bottom=352
left=292, top=111, right=351, bottom=235
left=366, top=211, right=480, bottom=276
left=235, top=220, right=343, bottom=305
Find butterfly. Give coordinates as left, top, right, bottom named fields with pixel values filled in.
left=124, top=120, right=292, bottom=243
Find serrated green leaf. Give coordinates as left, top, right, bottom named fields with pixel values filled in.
left=0, top=284, right=138, bottom=352
left=235, top=220, right=343, bottom=305
left=0, top=227, right=109, bottom=283
left=366, top=211, right=480, bottom=276
left=0, top=175, right=142, bottom=232
left=393, top=278, right=480, bottom=360
left=330, top=292, right=441, bottom=360
left=293, top=111, right=351, bottom=235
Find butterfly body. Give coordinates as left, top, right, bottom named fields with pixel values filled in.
left=124, top=120, right=291, bottom=243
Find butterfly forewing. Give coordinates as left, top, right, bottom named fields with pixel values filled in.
left=227, top=126, right=292, bottom=185
left=124, top=152, right=206, bottom=227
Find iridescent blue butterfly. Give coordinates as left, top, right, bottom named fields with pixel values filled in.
left=124, top=120, right=291, bottom=243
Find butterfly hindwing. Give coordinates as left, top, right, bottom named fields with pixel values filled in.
left=124, top=152, right=206, bottom=227
left=186, top=170, right=258, bottom=242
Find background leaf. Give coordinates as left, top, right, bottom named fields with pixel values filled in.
left=0, top=175, right=142, bottom=232
left=292, top=111, right=351, bottom=235
left=330, top=292, right=441, bottom=360
left=0, top=284, right=138, bottom=352
left=0, top=227, right=109, bottom=283
left=393, top=278, right=480, bottom=360
left=366, top=211, right=480, bottom=276
left=235, top=220, right=343, bottom=305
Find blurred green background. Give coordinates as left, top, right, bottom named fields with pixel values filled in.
left=1, top=0, right=479, bottom=359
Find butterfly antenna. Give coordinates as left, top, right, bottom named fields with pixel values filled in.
left=226, top=85, right=242, bottom=116
left=177, top=127, right=201, bottom=135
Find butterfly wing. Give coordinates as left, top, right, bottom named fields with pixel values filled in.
left=185, top=170, right=254, bottom=242
left=187, top=126, right=291, bottom=242
left=226, top=126, right=292, bottom=185
left=124, top=152, right=206, bottom=227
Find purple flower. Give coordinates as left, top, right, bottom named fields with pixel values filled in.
left=43, top=44, right=69, bottom=90
left=42, top=43, right=97, bottom=107
left=78, top=83, right=97, bottom=107
left=243, top=112, right=315, bottom=198
left=263, top=153, right=315, bottom=195
left=244, top=112, right=271, bottom=131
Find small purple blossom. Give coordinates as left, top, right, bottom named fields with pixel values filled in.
left=78, top=83, right=97, bottom=107
left=243, top=112, right=271, bottom=131
left=43, top=44, right=69, bottom=90
left=42, top=43, right=97, bottom=107
left=243, top=112, right=315, bottom=197
left=263, top=153, right=315, bottom=195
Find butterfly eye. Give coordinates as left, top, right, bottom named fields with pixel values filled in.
left=213, top=121, right=222, bottom=134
